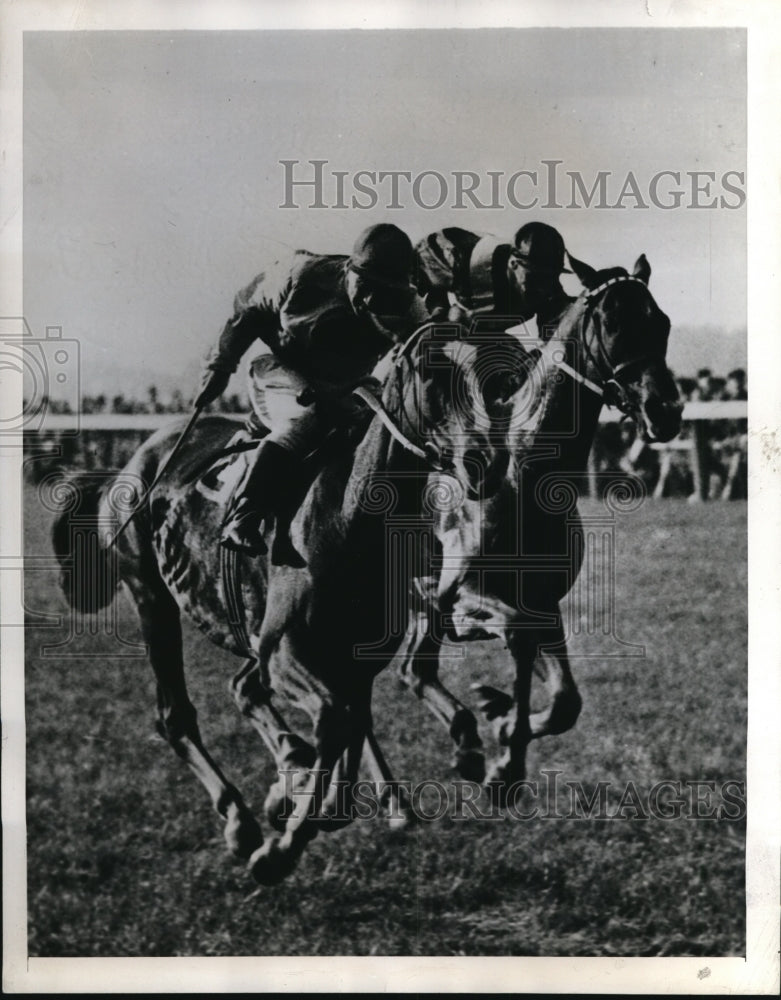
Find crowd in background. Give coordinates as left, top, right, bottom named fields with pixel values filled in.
left=47, top=366, right=748, bottom=414
left=676, top=367, right=747, bottom=403
left=26, top=368, right=748, bottom=500
left=591, top=367, right=747, bottom=501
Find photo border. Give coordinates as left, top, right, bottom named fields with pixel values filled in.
left=2, top=0, right=778, bottom=993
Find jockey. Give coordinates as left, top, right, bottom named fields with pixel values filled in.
left=196, top=223, right=428, bottom=563
left=414, top=221, right=572, bottom=339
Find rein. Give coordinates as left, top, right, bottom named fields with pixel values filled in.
left=351, top=322, right=454, bottom=473
left=351, top=384, right=445, bottom=469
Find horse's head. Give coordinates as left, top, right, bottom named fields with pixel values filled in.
left=389, top=323, right=528, bottom=500
left=566, top=254, right=683, bottom=442
left=384, top=324, right=526, bottom=634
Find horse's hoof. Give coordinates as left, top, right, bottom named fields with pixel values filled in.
left=454, top=748, right=486, bottom=784
left=224, top=805, right=264, bottom=859
left=249, top=838, right=299, bottom=885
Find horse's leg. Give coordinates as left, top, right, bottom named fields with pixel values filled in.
left=249, top=705, right=355, bottom=885
left=128, top=581, right=263, bottom=859
left=362, top=729, right=416, bottom=829
left=527, top=615, right=582, bottom=738
left=232, top=656, right=367, bottom=835
left=318, top=699, right=370, bottom=831
left=474, top=627, right=535, bottom=804
left=230, top=658, right=317, bottom=833
left=396, top=609, right=485, bottom=782
left=247, top=664, right=359, bottom=885
left=472, top=611, right=581, bottom=740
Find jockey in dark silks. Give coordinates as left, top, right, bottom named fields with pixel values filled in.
left=196, top=223, right=428, bottom=563
left=414, top=221, right=572, bottom=338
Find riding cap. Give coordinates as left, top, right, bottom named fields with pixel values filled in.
left=348, top=224, right=416, bottom=291
left=512, top=221, right=570, bottom=274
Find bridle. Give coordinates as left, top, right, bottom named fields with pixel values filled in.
left=546, top=275, right=665, bottom=415
left=351, top=277, right=665, bottom=470
left=351, top=322, right=455, bottom=473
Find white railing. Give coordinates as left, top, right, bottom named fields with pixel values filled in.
left=24, top=402, right=747, bottom=502
left=27, top=400, right=747, bottom=432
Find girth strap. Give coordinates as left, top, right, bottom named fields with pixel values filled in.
left=220, top=544, right=254, bottom=658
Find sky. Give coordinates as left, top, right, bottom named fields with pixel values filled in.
left=22, top=28, right=746, bottom=400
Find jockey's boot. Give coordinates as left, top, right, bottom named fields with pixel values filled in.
left=221, top=441, right=306, bottom=566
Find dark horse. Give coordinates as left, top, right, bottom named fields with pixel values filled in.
left=393, top=253, right=683, bottom=795
left=51, top=321, right=517, bottom=884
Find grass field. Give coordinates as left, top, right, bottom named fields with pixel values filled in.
left=22, top=489, right=746, bottom=957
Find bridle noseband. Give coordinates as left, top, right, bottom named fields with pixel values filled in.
left=551, top=275, right=664, bottom=414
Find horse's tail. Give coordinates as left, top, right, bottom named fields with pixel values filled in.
left=51, top=473, right=121, bottom=614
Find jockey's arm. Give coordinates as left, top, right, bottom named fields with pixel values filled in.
left=208, top=265, right=290, bottom=373
left=197, top=263, right=292, bottom=406
left=196, top=310, right=274, bottom=408
left=206, top=314, right=264, bottom=375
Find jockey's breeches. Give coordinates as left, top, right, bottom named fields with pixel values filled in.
left=247, top=353, right=325, bottom=456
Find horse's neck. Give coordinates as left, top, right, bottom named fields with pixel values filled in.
left=297, top=385, right=414, bottom=557
left=512, top=322, right=603, bottom=475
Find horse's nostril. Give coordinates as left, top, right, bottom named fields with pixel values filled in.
left=642, top=396, right=684, bottom=442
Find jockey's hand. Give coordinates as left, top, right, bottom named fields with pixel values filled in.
left=195, top=368, right=230, bottom=408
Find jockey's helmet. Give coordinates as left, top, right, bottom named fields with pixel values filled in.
left=512, top=222, right=570, bottom=275
left=346, top=224, right=417, bottom=327
left=348, top=224, right=415, bottom=293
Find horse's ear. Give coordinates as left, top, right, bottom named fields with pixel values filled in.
left=567, top=253, right=598, bottom=290
left=632, top=254, right=651, bottom=284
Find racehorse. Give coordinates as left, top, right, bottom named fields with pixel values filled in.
left=393, top=253, right=683, bottom=796
left=51, top=321, right=517, bottom=885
